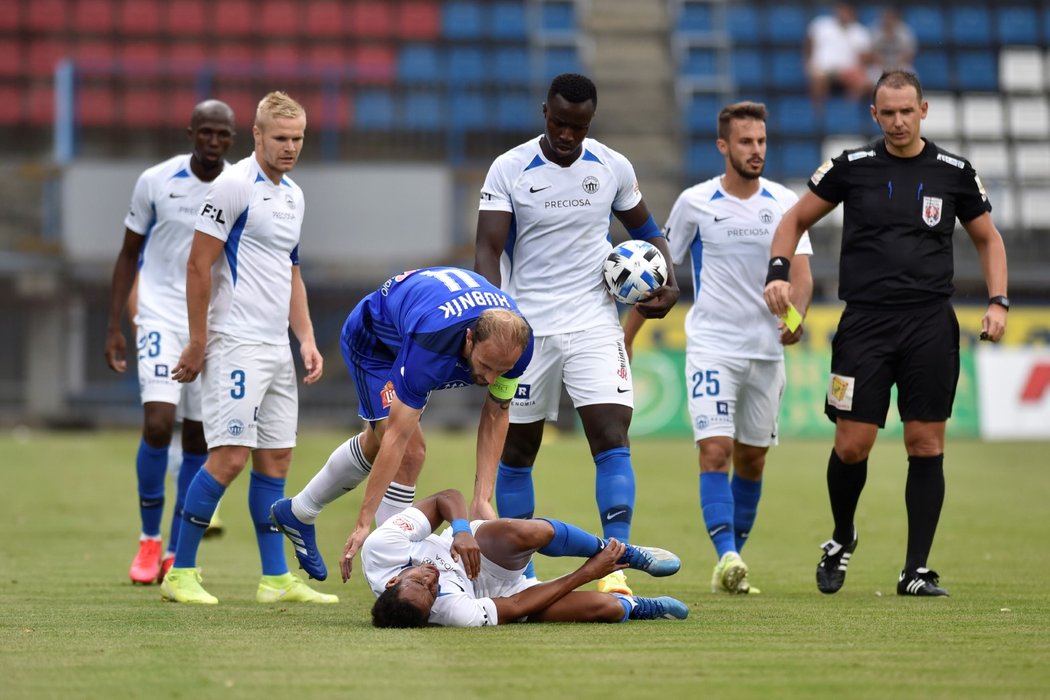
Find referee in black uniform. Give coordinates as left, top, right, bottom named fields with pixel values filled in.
left=763, top=70, right=1009, bottom=597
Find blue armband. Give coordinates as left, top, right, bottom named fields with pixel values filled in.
left=627, top=214, right=662, bottom=240
left=451, top=518, right=471, bottom=535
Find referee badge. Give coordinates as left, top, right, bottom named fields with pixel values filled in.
left=827, top=373, right=855, bottom=411
left=922, top=196, right=943, bottom=227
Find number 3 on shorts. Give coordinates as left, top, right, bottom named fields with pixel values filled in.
left=230, top=369, right=246, bottom=399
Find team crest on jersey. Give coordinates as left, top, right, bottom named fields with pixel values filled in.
left=380, top=381, right=396, bottom=409
left=922, top=196, right=943, bottom=227
left=759, top=209, right=774, bottom=224
left=285, top=193, right=296, bottom=210
left=227, top=419, right=244, bottom=436
left=582, top=176, right=600, bottom=194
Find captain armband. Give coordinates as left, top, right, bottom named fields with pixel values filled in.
left=488, top=376, right=519, bottom=402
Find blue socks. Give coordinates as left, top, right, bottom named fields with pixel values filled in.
left=167, top=451, right=206, bottom=554
left=136, top=439, right=168, bottom=537
left=249, top=472, right=288, bottom=576
left=174, top=468, right=225, bottom=569
left=731, top=475, right=762, bottom=553
left=537, top=518, right=605, bottom=558
left=594, top=447, right=635, bottom=542
left=496, top=462, right=537, bottom=578
left=700, top=471, right=736, bottom=557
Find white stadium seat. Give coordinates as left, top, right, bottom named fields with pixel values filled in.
left=1007, top=96, right=1050, bottom=139
left=960, top=95, right=1004, bottom=140
left=1012, top=142, right=1050, bottom=179
left=1000, top=48, right=1045, bottom=92
left=966, top=141, right=1011, bottom=180
left=1019, top=186, right=1050, bottom=229
left=923, top=92, right=958, bottom=139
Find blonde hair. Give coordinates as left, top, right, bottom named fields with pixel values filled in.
left=475, top=309, right=531, bottom=352
left=255, top=91, right=305, bottom=128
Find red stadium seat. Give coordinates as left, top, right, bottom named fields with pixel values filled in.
left=305, top=44, right=350, bottom=75
left=304, top=1, right=346, bottom=39
left=214, top=43, right=254, bottom=75
left=73, top=39, right=117, bottom=74
left=119, top=42, right=163, bottom=75
left=165, top=87, right=203, bottom=127
left=260, top=43, right=302, bottom=79
left=119, top=0, right=160, bottom=34
left=72, top=0, right=115, bottom=34
left=352, top=44, right=396, bottom=84
left=215, top=0, right=254, bottom=36
left=396, top=0, right=440, bottom=40
left=168, top=41, right=209, bottom=75
left=260, top=0, right=298, bottom=36
left=350, top=1, right=393, bottom=38
left=212, top=88, right=258, bottom=130
left=300, top=87, right=349, bottom=128
left=26, top=0, right=68, bottom=32
left=123, top=87, right=166, bottom=127
left=165, top=0, right=207, bottom=36
left=76, top=84, right=117, bottom=127
left=0, top=0, right=21, bottom=31
left=27, top=39, right=69, bottom=78
left=27, top=83, right=55, bottom=125
left=0, top=38, right=21, bottom=77
left=0, top=86, right=21, bottom=124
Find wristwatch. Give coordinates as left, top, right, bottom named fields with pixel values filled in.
left=988, top=295, right=1010, bottom=310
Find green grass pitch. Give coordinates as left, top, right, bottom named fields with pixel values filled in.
left=2, top=429, right=1048, bottom=699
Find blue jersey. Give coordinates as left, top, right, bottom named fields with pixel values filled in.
left=341, top=267, right=533, bottom=412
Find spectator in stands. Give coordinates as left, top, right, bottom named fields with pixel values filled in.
left=474, top=73, right=680, bottom=597
left=161, top=91, right=333, bottom=605
left=868, top=8, right=917, bottom=82
left=105, top=100, right=234, bottom=586
left=804, top=3, right=873, bottom=108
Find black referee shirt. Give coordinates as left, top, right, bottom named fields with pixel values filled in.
left=808, top=137, right=992, bottom=308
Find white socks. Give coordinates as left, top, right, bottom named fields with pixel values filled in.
left=291, top=434, right=373, bottom=523
left=375, top=482, right=416, bottom=525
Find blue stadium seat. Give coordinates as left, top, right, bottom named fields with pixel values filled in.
left=765, top=6, right=809, bottom=45
left=823, top=97, right=866, bottom=135
left=727, top=5, right=760, bottom=44
left=538, top=46, right=581, bottom=80
left=489, top=2, right=527, bottom=40
left=496, top=92, right=535, bottom=130
left=996, top=6, right=1039, bottom=45
left=687, top=140, right=726, bottom=179
left=540, top=1, right=575, bottom=34
left=403, top=91, right=446, bottom=131
left=493, top=46, right=530, bottom=86
left=398, top=44, right=443, bottom=84
left=449, top=91, right=488, bottom=130
left=353, top=90, right=395, bottom=130
left=773, top=96, right=819, bottom=136
left=949, top=6, right=993, bottom=46
left=442, top=0, right=484, bottom=39
left=913, top=50, right=951, bottom=91
left=678, top=2, right=714, bottom=34
left=955, top=51, right=998, bottom=91
left=731, top=49, right=765, bottom=90
left=685, top=93, right=721, bottom=134
left=682, top=46, right=719, bottom=79
left=778, top=140, right=822, bottom=179
left=903, top=7, right=945, bottom=45
left=448, top=46, right=485, bottom=85
left=769, top=49, right=806, bottom=90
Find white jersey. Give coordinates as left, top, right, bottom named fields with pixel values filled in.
left=194, top=154, right=305, bottom=345
left=479, top=136, right=643, bottom=336
left=666, top=176, right=813, bottom=360
left=361, top=507, right=499, bottom=628
left=124, top=154, right=227, bottom=332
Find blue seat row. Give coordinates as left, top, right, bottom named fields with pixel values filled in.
left=398, top=44, right=580, bottom=85
left=354, top=89, right=536, bottom=131
left=684, top=93, right=882, bottom=139
left=686, top=137, right=824, bottom=181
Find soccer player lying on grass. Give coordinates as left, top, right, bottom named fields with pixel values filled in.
left=361, top=488, right=688, bottom=628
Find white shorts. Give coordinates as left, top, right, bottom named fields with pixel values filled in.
left=136, top=324, right=202, bottom=421
left=510, top=325, right=633, bottom=423
left=442, top=520, right=540, bottom=596
left=685, top=353, right=785, bottom=447
left=201, top=335, right=298, bottom=449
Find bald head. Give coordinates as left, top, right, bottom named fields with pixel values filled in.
left=187, top=99, right=235, bottom=180
left=190, top=99, right=235, bottom=130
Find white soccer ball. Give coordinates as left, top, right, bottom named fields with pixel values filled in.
left=602, top=239, right=668, bottom=305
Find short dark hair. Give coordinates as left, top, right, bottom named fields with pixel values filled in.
left=548, top=73, right=598, bottom=108
left=371, top=582, right=429, bottom=628
left=717, top=101, right=768, bottom=141
left=872, top=70, right=924, bottom=106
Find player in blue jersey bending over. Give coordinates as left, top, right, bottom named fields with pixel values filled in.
left=474, top=73, right=680, bottom=595
left=271, top=267, right=534, bottom=583
left=363, top=488, right=686, bottom=628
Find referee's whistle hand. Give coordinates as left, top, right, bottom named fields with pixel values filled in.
left=763, top=281, right=791, bottom=316
left=981, top=306, right=1008, bottom=343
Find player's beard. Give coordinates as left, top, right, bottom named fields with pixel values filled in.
left=729, top=153, right=763, bottom=181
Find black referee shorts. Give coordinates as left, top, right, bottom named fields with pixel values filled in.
left=824, top=301, right=960, bottom=427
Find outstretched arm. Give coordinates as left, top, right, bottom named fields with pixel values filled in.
left=491, top=540, right=628, bottom=624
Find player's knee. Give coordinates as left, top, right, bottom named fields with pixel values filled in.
left=141, top=415, right=175, bottom=448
